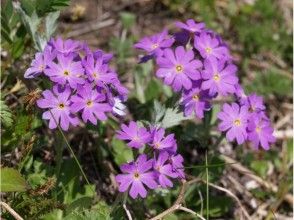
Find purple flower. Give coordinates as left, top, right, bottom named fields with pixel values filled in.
left=153, top=152, right=178, bottom=188
left=70, top=84, right=111, bottom=124
left=110, top=78, right=129, bottom=100
left=202, top=58, right=238, bottom=96
left=218, top=103, right=249, bottom=144
left=235, top=84, right=247, bottom=100
left=181, top=87, right=212, bottom=119
left=116, top=121, right=151, bottom=148
left=24, top=46, right=55, bottom=79
left=240, top=93, right=266, bottom=113
left=37, top=86, right=79, bottom=130
left=116, top=154, right=157, bottom=199
left=151, top=128, right=177, bottom=151
left=170, top=154, right=185, bottom=179
left=156, top=46, right=202, bottom=91
left=134, top=29, right=175, bottom=57
left=50, top=37, right=81, bottom=55
left=173, top=31, right=190, bottom=46
left=83, top=55, right=116, bottom=85
left=175, top=19, right=205, bottom=34
left=44, top=54, right=85, bottom=89
left=93, top=49, right=113, bottom=63
left=194, top=32, right=228, bottom=60
left=247, top=113, right=275, bottom=150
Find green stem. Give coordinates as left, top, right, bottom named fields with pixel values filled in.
left=54, top=133, right=63, bottom=180
left=54, top=132, right=63, bottom=198
left=49, top=111, right=91, bottom=186
left=184, top=162, right=237, bottom=169
left=205, top=151, right=209, bottom=220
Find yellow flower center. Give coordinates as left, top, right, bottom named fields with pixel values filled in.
left=154, top=142, right=160, bottom=148
left=58, top=103, right=65, bottom=109
left=151, top=43, right=159, bottom=49
left=175, top=65, right=183, bottom=73
left=213, top=73, right=220, bottom=82
left=255, top=126, right=261, bottom=133
left=234, top=119, right=241, bottom=126
left=93, top=72, right=99, bottom=78
left=39, top=65, right=44, bottom=71
left=133, top=172, right=140, bottom=179
left=63, top=70, right=69, bottom=76
left=86, top=100, right=93, bottom=107
left=249, top=106, right=255, bottom=112
left=205, top=47, right=212, bottom=54
left=193, top=94, right=199, bottom=101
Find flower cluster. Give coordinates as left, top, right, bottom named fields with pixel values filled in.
left=25, top=38, right=128, bottom=130
left=217, top=92, right=276, bottom=150
left=135, top=19, right=275, bottom=150
left=115, top=121, right=184, bottom=199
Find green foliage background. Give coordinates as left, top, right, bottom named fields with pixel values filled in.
left=1, top=0, right=292, bottom=219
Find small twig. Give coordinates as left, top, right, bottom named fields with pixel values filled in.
left=123, top=204, right=133, bottom=220
left=66, top=19, right=115, bottom=38
left=0, top=202, right=24, bottom=220
left=220, top=155, right=293, bottom=205
left=275, top=114, right=291, bottom=129
left=203, top=181, right=251, bottom=220
left=273, top=129, right=293, bottom=139
left=178, top=206, right=206, bottom=220
left=149, top=179, right=205, bottom=220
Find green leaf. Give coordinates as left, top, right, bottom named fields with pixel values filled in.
left=0, top=167, right=28, bottom=192
left=66, top=197, right=93, bottom=215
left=45, top=11, right=60, bottom=40
left=20, top=0, right=36, bottom=16
left=153, top=100, right=166, bottom=123
left=287, top=139, right=293, bottom=163
left=120, top=12, right=136, bottom=29
left=3, top=0, right=14, bottom=20
left=250, top=160, right=268, bottom=178
left=14, top=4, right=41, bottom=50
left=161, top=107, right=191, bottom=129
left=0, top=100, right=13, bottom=127
left=11, top=37, right=25, bottom=58
left=41, top=209, right=63, bottom=220
left=145, top=79, right=162, bottom=101
left=64, top=200, right=111, bottom=220
left=245, top=71, right=292, bottom=97
left=112, top=139, right=133, bottom=165
left=134, top=69, right=146, bottom=103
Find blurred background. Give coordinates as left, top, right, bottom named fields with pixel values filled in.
left=1, top=0, right=293, bottom=219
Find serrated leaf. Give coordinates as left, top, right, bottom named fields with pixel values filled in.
left=161, top=107, right=191, bottom=129
left=0, top=167, right=28, bottom=192
left=66, top=197, right=93, bottom=215
left=153, top=100, right=165, bottom=123
left=0, top=100, right=13, bottom=127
